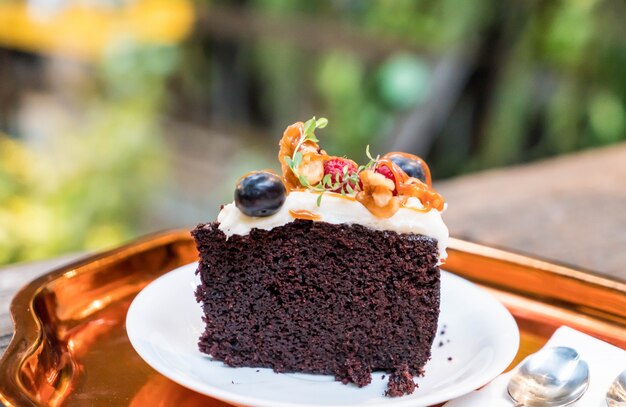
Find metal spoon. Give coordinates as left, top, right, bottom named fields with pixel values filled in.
left=507, top=346, right=590, bottom=407
left=606, top=368, right=626, bottom=407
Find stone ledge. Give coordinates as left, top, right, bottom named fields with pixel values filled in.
left=436, top=142, right=626, bottom=280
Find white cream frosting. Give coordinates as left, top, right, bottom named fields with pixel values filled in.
left=217, top=190, right=449, bottom=259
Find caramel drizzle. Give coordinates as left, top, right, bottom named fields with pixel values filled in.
left=278, top=122, right=306, bottom=189
left=289, top=209, right=321, bottom=221
left=377, top=154, right=444, bottom=212
left=278, top=122, right=329, bottom=189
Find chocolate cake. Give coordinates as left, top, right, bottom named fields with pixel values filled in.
left=193, top=117, right=449, bottom=396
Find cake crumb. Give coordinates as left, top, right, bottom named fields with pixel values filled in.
left=256, top=369, right=260, bottom=372
left=438, top=341, right=444, bottom=347
left=417, top=366, right=425, bottom=377
left=343, top=358, right=372, bottom=387
left=381, top=375, right=386, bottom=380
left=447, top=357, right=453, bottom=361
left=385, top=363, right=417, bottom=397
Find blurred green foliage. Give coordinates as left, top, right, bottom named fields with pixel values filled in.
left=0, top=45, right=177, bottom=264
left=1, top=0, right=625, bottom=265
left=176, top=0, right=622, bottom=181
left=242, top=0, right=626, bottom=174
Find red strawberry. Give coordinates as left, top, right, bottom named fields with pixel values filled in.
left=324, top=158, right=357, bottom=176
left=323, top=158, right=358, bottom=193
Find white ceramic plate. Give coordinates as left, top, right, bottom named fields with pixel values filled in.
left=127, top=263, right=519, bottom=407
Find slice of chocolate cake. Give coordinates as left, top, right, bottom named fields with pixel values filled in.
left=193, top=117, right=449, bottom=397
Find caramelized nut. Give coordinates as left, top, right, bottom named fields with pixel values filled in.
left=299, top=153, right=325, bottom=185
left=278, top=122, right=326, bottom=188
left=356, top=170, right=400, bottom=218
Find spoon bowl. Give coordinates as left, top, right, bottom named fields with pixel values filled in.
left=606, top=369, right=626, bottom=407
left=507, top=346, right=589, bottom=407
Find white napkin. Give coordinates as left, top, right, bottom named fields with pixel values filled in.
left=445, top=326, right=626, bottom=407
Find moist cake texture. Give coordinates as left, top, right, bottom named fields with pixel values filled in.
left=192, top=116, right=448, bottom=396
left=194, top=221, right=440, bottom=394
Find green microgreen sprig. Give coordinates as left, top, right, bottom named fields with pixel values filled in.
left=361, top=144, right=379, bottom=172
left=283, top=116, right=380, bottom=206
left=284, top=116, right=328, bottom=179
left=302, top=170, right=360, bottom=206
left=304, top=145, right=379, bottom=206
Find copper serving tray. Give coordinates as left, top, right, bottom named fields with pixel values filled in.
left=1, top=230, right=626, bottom=407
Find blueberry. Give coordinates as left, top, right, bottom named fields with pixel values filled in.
left=235, top=171, right=286, bottom=217
left=390, top=156, right=426, bottom=183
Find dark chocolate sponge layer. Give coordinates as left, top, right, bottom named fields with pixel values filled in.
left=192, top=220, right=440, bottom=395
